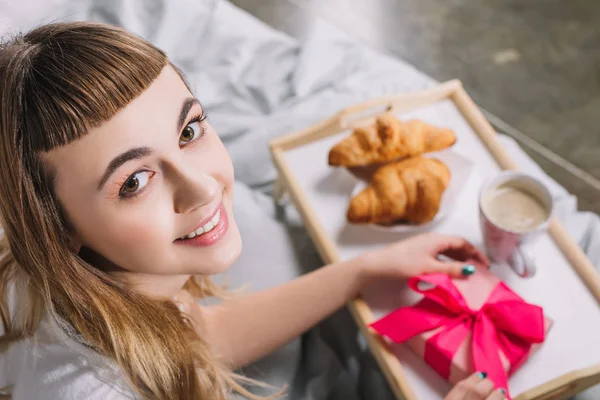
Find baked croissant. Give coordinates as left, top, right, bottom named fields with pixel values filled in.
left=329, top=114, right=456, bottom=167
left=347, top=157, right=451, bottom=225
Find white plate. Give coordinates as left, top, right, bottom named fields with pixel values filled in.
left=349, top=150, right=475, bottom=233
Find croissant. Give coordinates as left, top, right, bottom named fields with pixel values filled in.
left=329, top=114, right=456, bottom=167
left=347, top=157, right=451, bottom=225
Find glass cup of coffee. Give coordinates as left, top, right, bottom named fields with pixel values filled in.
left=479, top=171, right=553, bottom=277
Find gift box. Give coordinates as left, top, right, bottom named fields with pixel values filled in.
left=369, top=268, right=553, bottom=399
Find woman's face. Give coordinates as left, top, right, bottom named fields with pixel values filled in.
left=44, top=66, right=241, bottom=293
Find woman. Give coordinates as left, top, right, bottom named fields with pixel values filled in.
left=0, top=22, right=506, bottom=399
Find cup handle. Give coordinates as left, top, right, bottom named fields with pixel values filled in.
left=510, top=244, right=537, bottom=277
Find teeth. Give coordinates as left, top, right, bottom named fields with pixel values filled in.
left=180, top=209, right=221, bottom=240
left=211, top=210, right=220, bottom=225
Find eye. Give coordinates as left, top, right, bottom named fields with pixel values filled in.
left=179, top=121, right=202, bottom=145
left=120, top=171, right=151, bottom=196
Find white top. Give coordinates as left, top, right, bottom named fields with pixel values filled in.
left=0, top=313, right=137, bottom=399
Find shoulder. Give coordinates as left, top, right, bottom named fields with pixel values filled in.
left=8, top=316, right=138, bottom=400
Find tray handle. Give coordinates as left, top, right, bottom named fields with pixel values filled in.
left=270, top=80, right=462, bottom=151
left=516, top=364, right=600, bottom=400
left=336, top=80, right=463, bottom=130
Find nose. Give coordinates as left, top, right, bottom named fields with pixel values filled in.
left=171, top=167, right=220, bottom=215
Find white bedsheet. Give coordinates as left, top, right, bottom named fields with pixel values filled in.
left=1, top=0, right=598, bottom=398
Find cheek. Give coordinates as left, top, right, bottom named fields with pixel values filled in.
left=197, top=133, right=235, bottom=187
left=111, top=216, right=162, bottom=241
left=105, top=204, right=171, bottom=247
left=71, top=196, right=173, bottom=264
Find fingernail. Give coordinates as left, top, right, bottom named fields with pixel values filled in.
left=462, top=264, right=476, bottom=276
left=500, top=388, right=507, bottom=395
left=477, top=371, right=487, bottom=379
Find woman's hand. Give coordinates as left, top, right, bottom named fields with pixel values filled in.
left=359, top=233, right=490, bottom=282
left=445, top=372, right=507, bottom=399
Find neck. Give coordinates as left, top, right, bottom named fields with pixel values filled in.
left=115, top=272, right=191, bottom=299
left=78, top=246, right=190, bottom=299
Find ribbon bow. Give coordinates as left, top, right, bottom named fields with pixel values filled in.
left=370, top=274, right=546, bottom=398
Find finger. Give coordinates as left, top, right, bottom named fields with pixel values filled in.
left=429, top=260, right=477, bottom=279
left=441, top=238, right=487, bottom=265
left=439, top=237, right=490, bottom=267
left=461, top=371, right=490, bottom=387
left=461, top=372, right=493, bottom=400
left=445, top=382, right=468, bottom=400
left=445, top=372, right=488, bottom=400
left=487, top=388, right=508, bottom=400
left=466, top=374, right=495, bottom=400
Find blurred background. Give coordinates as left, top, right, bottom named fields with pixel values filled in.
left=230, top=0, right=600, bottom=214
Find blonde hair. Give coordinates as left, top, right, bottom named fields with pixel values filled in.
left=0, top=21, right=274, bottom=399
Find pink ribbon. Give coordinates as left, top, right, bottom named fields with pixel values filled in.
left=370, top=274, right=546, bottom=398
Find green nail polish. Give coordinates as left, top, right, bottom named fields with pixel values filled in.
left=477, top=371, right=487, bottom=379
left=462, top=264, right=476, bottom=276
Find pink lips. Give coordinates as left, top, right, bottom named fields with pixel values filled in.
left=175, top=203, right=229, bottom=247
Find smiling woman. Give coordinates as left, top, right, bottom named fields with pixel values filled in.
left=0, top=20, right=504, bottom=400
left=0, top=22, right=247, bottom=400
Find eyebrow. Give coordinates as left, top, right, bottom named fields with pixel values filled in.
left=97, top=98, right=200, bottom=191
left=177, top=97, right=200, bottom=133
left=97, top=147, right=152, bottom=190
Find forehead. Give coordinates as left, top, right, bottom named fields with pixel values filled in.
left=43, top=66, right=191, bottom=183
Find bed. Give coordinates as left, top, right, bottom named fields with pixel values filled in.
left=1, top=0, right=599, bottom=398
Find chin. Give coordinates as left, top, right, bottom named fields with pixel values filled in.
left=209, top=228, right=242, bottom=274
left=190, top=217, right=242, bottom=275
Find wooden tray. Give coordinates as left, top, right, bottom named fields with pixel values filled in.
left=269, top=80, right=600, bottom=400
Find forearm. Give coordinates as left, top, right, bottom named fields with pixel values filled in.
left=202, top=256, right=366, bottom=369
